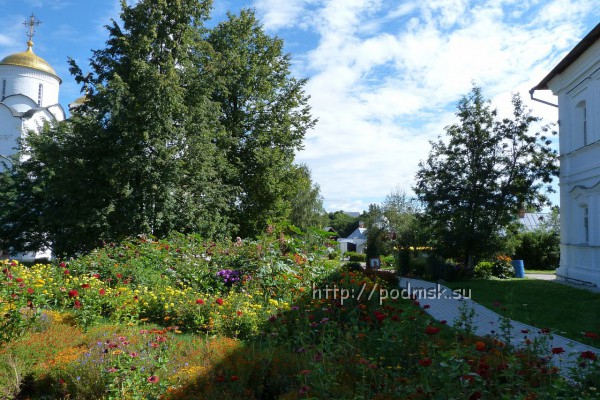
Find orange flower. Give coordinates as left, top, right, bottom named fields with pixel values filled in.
left=475, top=341, right=486, bottom=351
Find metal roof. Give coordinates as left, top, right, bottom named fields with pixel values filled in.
left=532, top=23, right=600, bottom=91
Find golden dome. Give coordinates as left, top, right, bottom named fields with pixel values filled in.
left=0, top=41, right=61, bottom=83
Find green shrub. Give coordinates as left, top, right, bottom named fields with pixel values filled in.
left=328, top=250, right=340, bottom=260
left=424, top=257, right=472, bottom=281
left=474, top=261, right=493, bottom=280
left=492, top=257, right=514, bottom=279
left=513, top=230, right=559, bottom=270
left=345, top=252, right=366, bottom=262
left=382, top=255, right=395, bottom=267
left=410, top=256, right=427, bottom=277
left=344, top=262, right=363, bottom=272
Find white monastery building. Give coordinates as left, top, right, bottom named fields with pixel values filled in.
left=531, top=23, right=600, bottom=286
left=0, top=15, right=65, bottom=261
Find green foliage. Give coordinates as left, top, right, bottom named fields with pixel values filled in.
left=0, top=1, right=316, bottom=256
left=286, top=165, right=326, bottom=231
left=474, top=261, right=494, bottom=280
left=327, top=211, right=359, bottom=238
left=207, top=9, right=317, bottom=237
left=414, top=86, right=559, bottom=266
left=513, top=223, right=560, bottom=270
left=492, top=257, right=515, bottom=279
left=345, top=252, right=366, bottom=262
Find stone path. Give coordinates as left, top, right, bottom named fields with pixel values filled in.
left=399, top=277, right=600, bottom=374
left=526, top=273, right=600, bottom=293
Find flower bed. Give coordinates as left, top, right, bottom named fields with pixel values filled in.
left=1, top=227, right=599, bottom=399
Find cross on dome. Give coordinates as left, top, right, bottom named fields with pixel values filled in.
left=23, top=13, right=41, bottom=44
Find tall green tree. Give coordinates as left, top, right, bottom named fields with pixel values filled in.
left=207, top=9, right=317, bottom=237
left=287, top=164, right=326, bottom=231
left=414, top=86, right=559, bottom=266
left=0, top=0, right=234, bottom=256
left=327, top=211, right=359, bottom=238
left=382, top=187, right=422, bottom=274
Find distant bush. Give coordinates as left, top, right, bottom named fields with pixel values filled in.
left=474, top=261, right=493, bottom=280
left=513, top=230, right=559, bottom=270
left=492, top=256, right=514, bottom=279
left=424, top=256, right=472, bottom=282
left=382, top=255, right=395, bottom=267
left=344, top=262, right=363, bottom=272
left=328, top=250, right=340, bottom=260
left=345, top=252, right=366, bottom=262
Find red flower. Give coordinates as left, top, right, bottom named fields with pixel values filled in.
left=16, top=277, right=23, bottom=283
left=374, top=311, right=387, bottom=322
left=215, top=298, right=224, bottom=305
left=230, top=375, right=239, bottom=382
left=81, top=283, right=90, bottom=289
left=92, top=274, right=100, bottom=279
left=475, top=341, right=486, bottom=352
left=99, top=288, right=106, bottom=296
left=581, top=351, right=597, bottom=361
left=440, top=320, right=447, bottom=325
left=419, top=358, right=432, bottom=367
left=425, top=325, right=441, bottom=335
left=116, top=273, right=123, bottom=279
left=27, top=288, right=34, bottom=295
left=216, top=375, right=225, bottom=382
left=423, top=304, right=430, bottom=309
left=74, top=300, right=82, bottom=309
left=147, top=375, right=159, bottom=383
left=64, top=270, right=70, bottom=275
left=551, top=347, right=565, bottom=355
left=584, top=332, right=599, bottom=339
left=59, top=262, right=66, bottom=268
left=196, top=299, right=205, bottom=305
left=68, top=289, right=79, bottom=298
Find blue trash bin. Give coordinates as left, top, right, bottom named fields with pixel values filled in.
left=511, top=260, right=525, bottom=278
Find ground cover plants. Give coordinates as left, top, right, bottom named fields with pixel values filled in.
left=446, top=279, right=600, bottom=347
left=1, top=225, right=600, bottom=399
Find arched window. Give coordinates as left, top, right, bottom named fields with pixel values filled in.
left=584, top=206, right=589, bottom=244
left=37, top=84, right=43, bottom=107
left=576, top=100, right=587, bottom=146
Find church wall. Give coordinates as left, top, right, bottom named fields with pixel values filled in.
left=0, top=66, right=60, bottom=108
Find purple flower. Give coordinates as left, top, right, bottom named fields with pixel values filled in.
left=216, top=269, right=242, bottom=286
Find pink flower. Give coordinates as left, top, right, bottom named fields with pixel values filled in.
left=147, top=375, right=159, bottom=383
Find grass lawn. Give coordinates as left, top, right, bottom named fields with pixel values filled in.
left=446, top=279, right=600, bottom=346
left=526, top=270, right=556, bottom=275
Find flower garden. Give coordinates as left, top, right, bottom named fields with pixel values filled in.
left=1, top=226, right=600, bottom=399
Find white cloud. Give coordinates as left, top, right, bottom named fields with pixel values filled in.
left=272, top=0, right=599, bottom=211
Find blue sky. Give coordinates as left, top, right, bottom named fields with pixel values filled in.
left=1, top=0, right=599, bottom=212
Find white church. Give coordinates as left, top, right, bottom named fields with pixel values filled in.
left=531, top=23, right=600, bottom=287
left=0, top=15, right=65, bottom=261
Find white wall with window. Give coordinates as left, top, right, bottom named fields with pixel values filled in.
left=532, top=23, right=600, bottom=286
left=0, top=40, right=64, bottom=261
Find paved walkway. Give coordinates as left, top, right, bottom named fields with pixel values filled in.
left=526, top=273, right=600, bottom=293
left=399, top=277, right=600, bottom=374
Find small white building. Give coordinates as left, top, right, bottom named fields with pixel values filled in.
left=0, top=27, right=65, bottom=261
left=531, top=23, right=600, bottom=286
left=338, top=226, right=368, bottom=255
